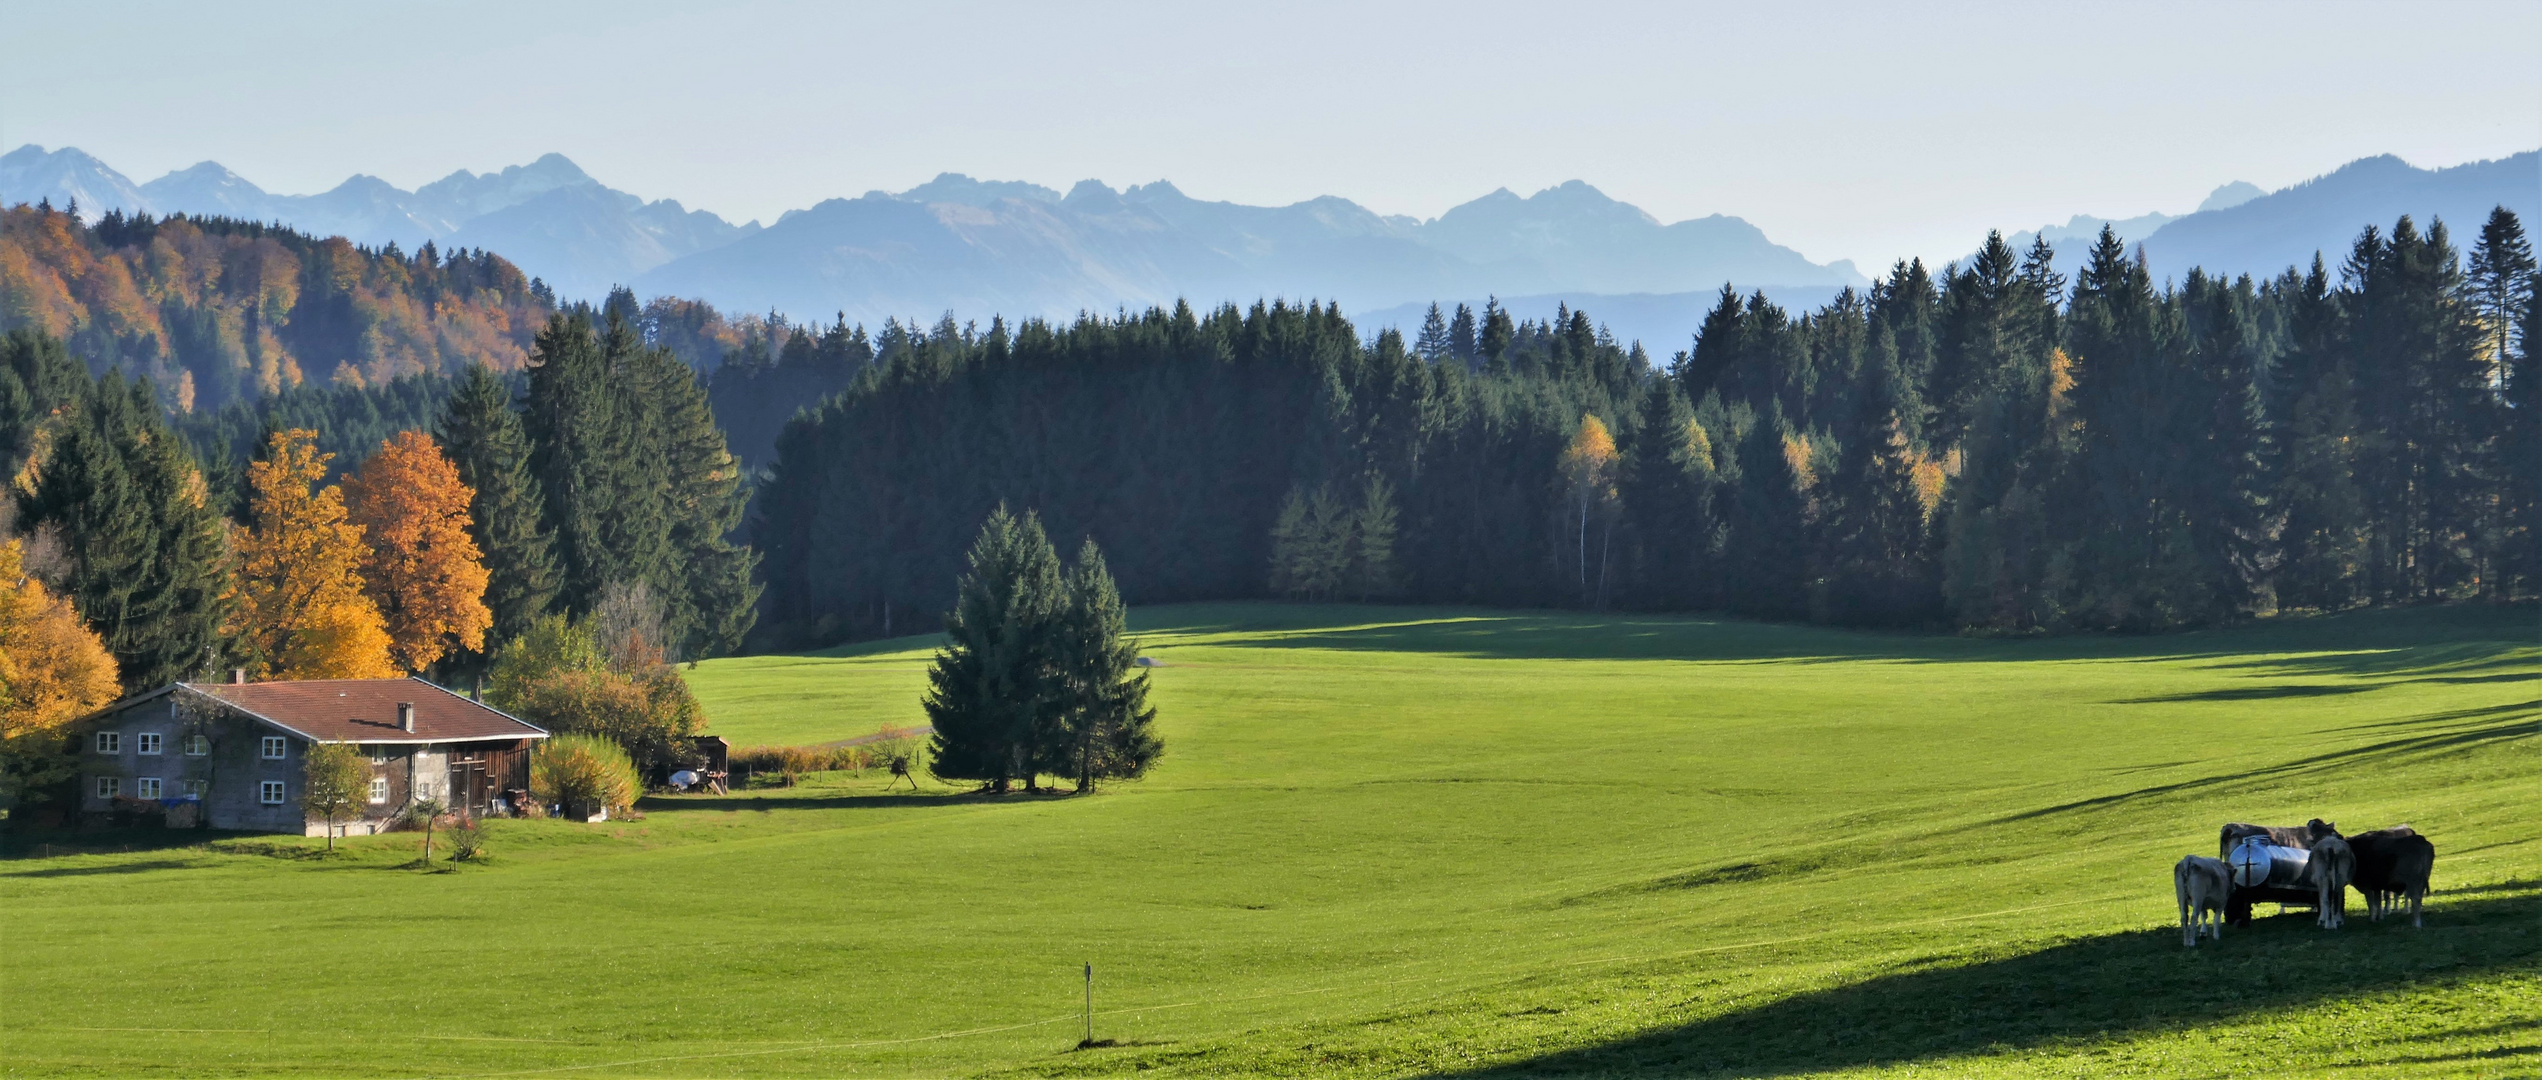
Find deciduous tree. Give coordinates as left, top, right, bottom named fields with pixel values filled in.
left=343, top=431, right=493, bottom=673
left=0, top=537, right=119, bottom=805
left=234, top=429, right=395, bottom=679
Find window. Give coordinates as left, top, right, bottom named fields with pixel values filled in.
left=95, top=732, right=121, bottom=754
left=369, top=777, right=389, bottom=803
left=181, top=779, right=208, bottom=797
left=260, top=736, right=287, bottom=760
left=370, top=753, right=389, bottom=765
left=96, top=776, right=121, bottom=799
left=137, top=733, right=162, bottom=756
left=259, top=780, right=285, bottom=805
left=183, top=734, right=210, bottom=756
left=135, top=777, right=162, bottom=799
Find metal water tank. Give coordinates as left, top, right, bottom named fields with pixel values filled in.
left=2228, top=835, right=2311, bottom=889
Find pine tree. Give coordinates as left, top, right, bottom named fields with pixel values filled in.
left=1817, top=329, right=1940, bottom=625
left=1478, top=297, right=1515, bottom=365
left=1413, top=303, right=1451, bottom=363
left=436, top=363, right=559, bottom=648
left=2270, top=258, right=2370, bottom=611
left=1448, top=303, right=1478, bottom=365
left=20, top=372, right=231, bottom=690
left=1619, top=381, right=1717, bottom=610
left=923, top=507, right=1064, bottom=793
left=1723, top=409, right=1809, bottom=620
left=1049, top=539, right=1160, bottom=792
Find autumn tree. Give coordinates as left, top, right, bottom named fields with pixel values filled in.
left=1558, top=414, right=1621, bottom=606
left=343, top=430, right=493, bottom=673
left=234, top=430, right=395, bottom=679
left=0, top=537, right=120, bottom=805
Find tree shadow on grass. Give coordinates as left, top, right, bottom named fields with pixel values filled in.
left=0, top=857, right=202, bottom=878
left=1157, top=601, right=2538, bottom=670
left=640, top=789, right=1034, bottom=814
left=0, top=827, right=252, bottom=861
left=1989, top=700, right=2536, bottom=824
left=1438, top=890, right=2541, bottom=1079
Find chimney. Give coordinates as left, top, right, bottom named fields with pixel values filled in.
left=231, top=668, right=247, bottom=685
left=398, top=702, right=416, bottom=733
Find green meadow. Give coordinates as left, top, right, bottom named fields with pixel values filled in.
left=2, top=602, right=2536, bottom=1078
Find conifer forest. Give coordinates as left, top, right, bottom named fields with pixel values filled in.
left=3, top=199, right=2536, bottom=671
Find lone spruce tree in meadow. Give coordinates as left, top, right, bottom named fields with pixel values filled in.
left=1050, top=540, right=1161, bottom=793
left=923, top=507, right=1065, bottom=793
left=924, top=510, right=1162, bottom=793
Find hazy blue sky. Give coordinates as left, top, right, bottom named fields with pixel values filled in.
left=6, top=0, right=2536, bottom=271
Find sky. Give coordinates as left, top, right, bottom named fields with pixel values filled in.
left=5, top=0, right=2537, bottom=272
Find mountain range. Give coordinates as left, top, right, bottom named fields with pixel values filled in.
left=5, top=145, right=2533, bottom=351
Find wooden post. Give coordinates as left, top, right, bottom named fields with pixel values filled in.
left=1083, top=963, right=1092, bottom=1046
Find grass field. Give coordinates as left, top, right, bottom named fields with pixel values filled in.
left=2, top=602, right=2536, bottom=1078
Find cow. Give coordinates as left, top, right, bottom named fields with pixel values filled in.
left=2304, top=819, right=2355, bottom=930
left=2174, top=855, right=2232, bottom=947
left=2347, top=826, right=2436, bottom=927
left=2218, top=822, right=2315, bottom=926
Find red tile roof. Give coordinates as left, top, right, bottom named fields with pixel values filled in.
left=183, top=678, right=546, bottom=744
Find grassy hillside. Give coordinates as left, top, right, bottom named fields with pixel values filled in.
left=3, top=603, right=2535, bottom=1077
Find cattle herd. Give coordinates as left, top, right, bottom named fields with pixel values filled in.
left=2172, top=819, right=2437, bottom=948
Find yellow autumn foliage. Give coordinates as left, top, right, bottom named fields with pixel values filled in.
left=344, top=431, right=493, bottom=673
left=0, top=539, right=121, bottom=742
left=233, top=430, right=396, bottom=679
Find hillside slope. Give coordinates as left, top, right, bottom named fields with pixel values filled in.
left=11, top=603, right=2524, bottom=1077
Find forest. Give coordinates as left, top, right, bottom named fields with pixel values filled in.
left=4, top=198, right=2536, bottom=661
left=753, top=210, right=2538, bottom=643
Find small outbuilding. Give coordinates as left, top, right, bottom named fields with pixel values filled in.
left=73, top=676, right=548, bottom=836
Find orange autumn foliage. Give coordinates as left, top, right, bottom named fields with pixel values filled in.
left=234, top=430, right=396, bottom=679
left=343, top=431, right=494, bottom=672
left=0, top=539, right=120, bottom=743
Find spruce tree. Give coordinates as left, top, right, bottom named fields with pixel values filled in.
left=1448, top=303, right=1478, bottom=365
left=1723, top=408, right=1809, bottom=620
left=1413, top=303, right=1451, bottom=363
left=436, top=363, right=560, bottom=649
left=22, top=373, right=230, bottom=690
left=1048, top=539, right=1160, bottom=792
left=1619, top=381, right=1717, bottom=610
left=923, top=507, right=1064, bottom=793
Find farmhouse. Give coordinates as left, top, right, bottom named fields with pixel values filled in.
left=75, top=676, right=547, bottom=836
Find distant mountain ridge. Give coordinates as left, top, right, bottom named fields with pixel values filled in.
left=2, top=146, right=1864, bottom=328
left=0, top=146, right=759, bottom=301
left=5, top=145, right=2533, bottom=351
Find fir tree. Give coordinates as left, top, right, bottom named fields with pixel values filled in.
left=1413, top=303, right=1451, bottom=363
left=20, top=372, right=231, bottom=690
left=924, top=507, right=1064, bottom=793
left=1723, top=409, right=1809, bottom=620
left=1448, top=303, right=1478, bottom=365
left=1048, top=539, right=1161, bottom=792
left=436, top=363, right=560, bottom=648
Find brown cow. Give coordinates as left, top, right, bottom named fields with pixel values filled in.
left=2347, top=826, right=2436, bottom=927
left=2174, top=855, right=2231, bottom=947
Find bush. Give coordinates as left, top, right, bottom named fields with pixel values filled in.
left=446, top=817, right=486, bottom=862
left=508, top=667, right=705, bottom=781
left=531, top=734, right=640, bottom=817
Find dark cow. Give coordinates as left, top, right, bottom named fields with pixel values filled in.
left=2346, top=826, right=2437, bottom=927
